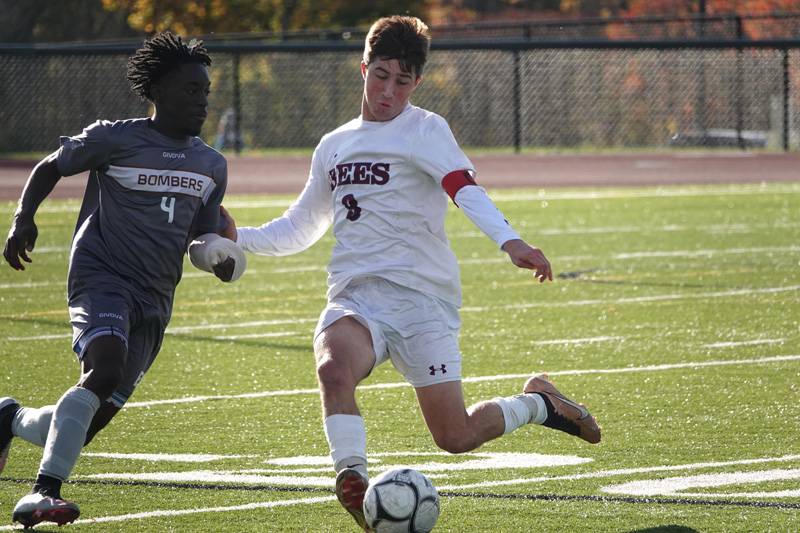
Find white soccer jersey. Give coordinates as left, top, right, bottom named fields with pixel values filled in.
left=238, top=104, right=519, bottom=307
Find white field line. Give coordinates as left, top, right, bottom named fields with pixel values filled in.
left=487, top=184, right=800, bottom=202
left=167, top=318, right=317, bottom=334
left=0, top=281, right=62, bottom=289
left=15, top=222, right=800, bottom=257
left=83, top=452, right=258, bottom=462
left=17, top=183, right=800, bottom=217
left=532, top=336, right=623, bottom=346
left=601, top=468, right=800, bottom=497
left=2, top=244, right=798, bottom=291
left=213, top=331, right=302, bottom=340
left=6, top=318, right=318, bottom=342
left=452, top=221, right=800, bottom=239
left=615, top=245, right=800, bottom=259
left=0, top=495, right=336, bottom=531
left=7, top=282, right=799, bottom=342
left=704, top=338, right=786, bottom=348
left=437, top=454, right=800, bottom=491
left=462, top=284, right=800, bottom=312
left=125, top=354, right=800, bottom=408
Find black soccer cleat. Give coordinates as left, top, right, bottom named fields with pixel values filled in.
left=524, top=374, right=601, bottom=444
left=0, top=397, right=20, bottom=474
left=12, top=492, right=80, bottom=529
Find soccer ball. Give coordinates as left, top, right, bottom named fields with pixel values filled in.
left=363, top=468, right=440, bottom=533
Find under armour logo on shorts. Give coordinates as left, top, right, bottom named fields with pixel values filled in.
left=429, top=364, right=447, bottom=376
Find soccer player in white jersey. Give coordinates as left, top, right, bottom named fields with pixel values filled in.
left=0, top=32, right=241, bottom=528
left=223, top=16, right=601, bottom=531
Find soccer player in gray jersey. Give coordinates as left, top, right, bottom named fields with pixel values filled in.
left=0, top=32, right=237, bottom=528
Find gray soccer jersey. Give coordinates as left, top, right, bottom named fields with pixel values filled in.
left=58, top=118, right=227, bottom=319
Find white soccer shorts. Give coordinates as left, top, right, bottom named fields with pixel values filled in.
left=315, top=276, right=462, bottom=388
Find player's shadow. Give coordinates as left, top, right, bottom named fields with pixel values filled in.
left=4, top=315, right=309, bottom=353
left=625, top=527, right=699, bottom=533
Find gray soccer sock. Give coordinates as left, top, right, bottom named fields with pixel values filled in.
left=39, top=387, right=100, bottom=481
left=11, top=405, right=55, bottom=447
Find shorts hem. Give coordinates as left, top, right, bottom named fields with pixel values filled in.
left=407, top=374, right=462, bottom=389
left=73, top=326, right=128, bottom=360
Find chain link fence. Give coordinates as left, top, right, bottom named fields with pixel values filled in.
left=1, top=39, right=798, bottom=153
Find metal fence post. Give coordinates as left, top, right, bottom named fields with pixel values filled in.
left=233, top=52, right=242, bottom=155
left=512, top=49, right=521, bottom=153
left=783, top=48, right=790, bottom=152
left=735, top=15, right=744, bottom=150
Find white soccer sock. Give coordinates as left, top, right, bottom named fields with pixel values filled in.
left=493, top=393, right=547, bottom=435
left=11, top=405, right=55, bottom=447
left=39, top=387, right=100, bottom=481
left=324, top=414, right=368, bottom=477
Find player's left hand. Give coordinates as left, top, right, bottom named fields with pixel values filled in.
left=502, top=239, right=552, bottom=283
left=212, top=256, right=236, bottom=282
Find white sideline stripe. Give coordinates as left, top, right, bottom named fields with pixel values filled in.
left=6, top=333, right=70, bottom=341
left=615, top=245, right=800, bottom=259
left=0, top=495, right=336, bottom=531
left=462, top=284, right=800, bottom=312
left=83, top=452, right=258, bottom=462
left=704, top=338, right=786, bottom=348
left=436, top=454, right=800, bottom=491
left=532, top=336, right=622, bottom=346
left=213, top=331, right=302, bottom=340
left=125, top=354, right=800, bottom=408
left=0, top=281, right=60, bottom=289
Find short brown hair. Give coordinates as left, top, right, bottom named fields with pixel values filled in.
left=363, top=16, right=431, bottom=77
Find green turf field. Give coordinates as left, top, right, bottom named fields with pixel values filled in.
left=1, top=182, right=798, bottom=532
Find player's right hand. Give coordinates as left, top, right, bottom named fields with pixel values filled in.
left=218, top=205, right=237, bottom=241
left=3, top=217, right=38, bottom=271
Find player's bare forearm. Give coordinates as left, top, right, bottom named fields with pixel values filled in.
left=218, top=205, right=237, bottom=241
left=501, top=238, right=553, bottom=283
left=14, top=153, right=62, bottom=220
left=4, top=153, right=61, bottom=270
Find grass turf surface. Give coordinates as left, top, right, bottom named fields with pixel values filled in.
left=0, top=182, right=798, bottom=531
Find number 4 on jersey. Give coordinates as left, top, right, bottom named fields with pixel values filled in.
left=161, top=196, right=175, bottom=223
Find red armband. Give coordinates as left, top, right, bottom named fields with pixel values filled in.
left=441, top=169, right=477, bottom=205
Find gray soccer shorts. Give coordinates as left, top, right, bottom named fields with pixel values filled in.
left=69, top=290, right=165, bottom=407
left=315, top=276, right=462, bottom=388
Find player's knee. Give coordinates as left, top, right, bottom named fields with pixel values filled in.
left=316, top=357, right=355, bottom=394
left=81, top=336, right=127, bottom=399
left=431, top=430, right=475, bottom=454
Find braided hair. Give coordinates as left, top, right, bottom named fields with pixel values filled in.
left=127, top=31, right=211, bottom=101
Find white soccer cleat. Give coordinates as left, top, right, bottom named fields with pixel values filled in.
left=0, top=397, right=20, bottom=474
left=524, top=374, right=601, bottom=444
left=12, top=492, right=80, bottom=529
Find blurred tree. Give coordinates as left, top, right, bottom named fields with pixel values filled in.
left=0, top=0, right=137, bottom=42
left=101, top=0, right=431, bottom=35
